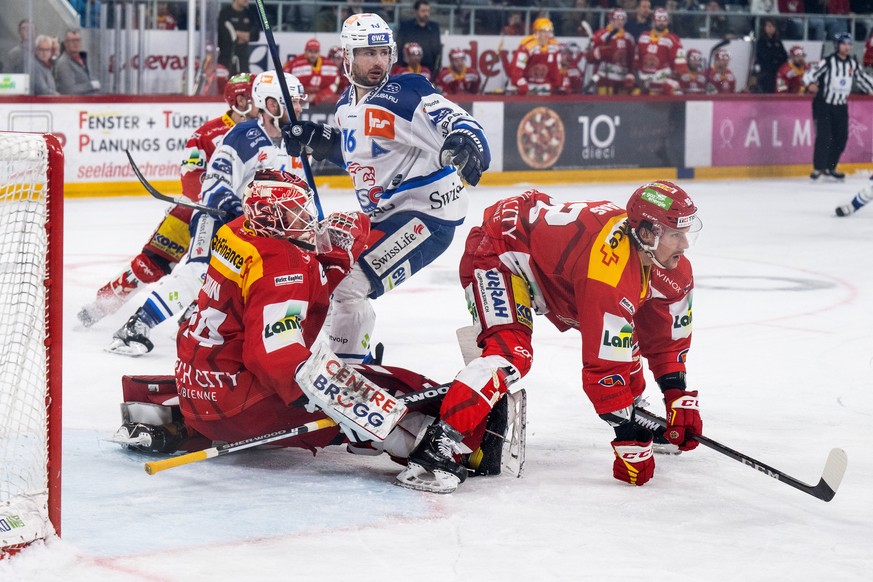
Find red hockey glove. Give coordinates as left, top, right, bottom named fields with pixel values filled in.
left=662, top=388, right=702, bottom=451
left=315, top=212, right=370, bottom=272
left=611, top=426, right=654, bottom=486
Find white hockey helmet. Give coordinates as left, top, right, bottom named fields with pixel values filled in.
left=252, top=71, right=308, bottom=119
left=340, top=13, right=397, bottom=75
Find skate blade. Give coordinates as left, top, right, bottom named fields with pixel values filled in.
left=395, top=462, right=460, bottom=494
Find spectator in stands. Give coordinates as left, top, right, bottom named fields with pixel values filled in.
left=508, top=17, right=564, bottom=95
left=397, top=1, right=442, bottom=73
left=54, top=28, right=99, bottom=94
left=283, top=38, right=341, bottom=105
left=753, top=18, right=789, bottom=92
left=32, top=35, right=59, bottom=96
left=435, top=47, right=483, bottom=94
left=502, top=11, right=526, bottom=36
left=155, top=2, right=178, bottom=30
left=392, top=42, right=433, bottom=79
left=778, top=0, right=807, bottom=40
left=776, top=45, right=811, bottom=92
left=217, top=0, right=260, bottom=76
left=708, top=47, right=737, bottom=92
left=804, top=0, right=828, bottom=40
left=825, top=0, right=852, bottom=39
left=6, top=19, right=33, bottom=74
left=704, top=0, right=738, bottom=39
left=673, top=0, right=704, bottom=38
left=626, top=0, right=654, bottom=40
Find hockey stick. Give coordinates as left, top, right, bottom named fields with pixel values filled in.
left=144, top=383, right=450, bottom=475
left=252, top=0, right=324, bottom=220
left=124, top=150, right=230, bottom=219
left=634, top=408, right=848, bottom=502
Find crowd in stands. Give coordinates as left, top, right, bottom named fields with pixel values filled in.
left=8, top=0, right=873, bottom=97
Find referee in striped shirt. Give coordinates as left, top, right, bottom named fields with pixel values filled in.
left=804, top=33, right=873, bottom=180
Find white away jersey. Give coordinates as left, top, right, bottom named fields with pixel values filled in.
left=334, top=73, right=488, bottom=225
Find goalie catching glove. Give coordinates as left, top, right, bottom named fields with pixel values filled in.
left=315, top=211, right=370, bottom=272
left=295, top=342, right=408, bottom=442
left=282, top=121, right=340, bottom=162
left=440, top=128, right=489, bottom=186
left=658, top=372, right=702, bottom=451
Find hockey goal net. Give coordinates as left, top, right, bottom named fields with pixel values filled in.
left=0, top=132, right=63, bottom=556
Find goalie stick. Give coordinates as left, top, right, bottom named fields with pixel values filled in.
left=634, top=407, right=847, bottom=502
left=124, top=150, right=231, bottom=219
left=252, top=0, right=323, bottom=220
left=144, top=383, right=450, bottom=475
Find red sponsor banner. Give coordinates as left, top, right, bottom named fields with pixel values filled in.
left=712, top=99, right=873, bottom=166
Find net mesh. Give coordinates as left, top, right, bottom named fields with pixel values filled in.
left=0, top=133, right=51, bottom=550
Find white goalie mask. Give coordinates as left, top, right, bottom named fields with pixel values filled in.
left=252, top=71, right=308, bottom=122
left=340, top=13, right=397, bottom=88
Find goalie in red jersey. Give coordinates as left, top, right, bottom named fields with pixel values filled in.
left=397, top=181, right=704, bottom=493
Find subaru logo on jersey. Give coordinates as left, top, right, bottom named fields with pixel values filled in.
left=368, top=33, right=389, bottom=45
left=366, top=218, right=431, bottom=274
left=382, top=83, right=401, bottom=94
left=262, top=300, right=308, bottom=353
left=212, top=157, right=233, bottom=175
left=598, top=374, right=627, bottom=387
left=365, top=109, right=395, bottom=139
left=598, top=312, right=633, bottom=362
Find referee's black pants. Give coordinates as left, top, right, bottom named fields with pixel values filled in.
left=812, top=99, right=849, bottom=172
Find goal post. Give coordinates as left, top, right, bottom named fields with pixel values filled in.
left=0, top=132, right=64, bottom=556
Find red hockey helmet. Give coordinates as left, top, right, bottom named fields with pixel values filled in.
left=449, top=47, right=466, bottom=62
left=328, top=45, right=342, bottom=61
left=686, top=49, right=703, bottom=69
left=653, top=8, right=669, bottom=27
left=715, top=48, right=731, bottom=63
left=305, top=38, right=321, bottom=53
left=224, top=73, right=254, bottom=115
left=789, top=45, right=806, bottom=59
left=626, top=181, right=700, bottom=232
left=404, top=42, right=423, bottom=57
left=243, top=170, right=318, bottom=244
left=610, top=9, right=627, bottom=25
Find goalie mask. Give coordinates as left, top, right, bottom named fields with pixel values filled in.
left=340, top=13, right=397, bottom=89
left=224, top=73, right=254, bottom=117
left=252, top=71, right=308, bottom=124
left=626, top=180, right=701, bottom=269
left=243, top=170, right=318, bottom=247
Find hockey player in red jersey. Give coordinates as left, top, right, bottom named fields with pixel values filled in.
left=435, top=47, right=482, bottom=95
left=172, top=170, right=371, bottom=448
left=678, top=48, right=707, bottom=94
left=708, top=48, right=737, bottom=94
left=635, top=8, right=686, bottom=95
left=77, top=73, right=257, bottom=328
left=587, top=9, right=636, bottom=95
left=328, top=45, right=350, bottom=96
left=282, top=38, right=341, bottom=105
left=391, top=42, right=433, bottom=80
left=508, top=17, right=564, bottom=95
left=397, top=181, right=703, bottom=493
left=776, top=45, right=810, bottom=94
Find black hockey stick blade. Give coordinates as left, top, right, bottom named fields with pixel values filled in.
left=635, top=408, right=848, bottom=502
left=124, top=150, right=229, bottom=219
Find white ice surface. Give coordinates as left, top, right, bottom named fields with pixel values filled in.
left=2, top=176, right=872, bottom=581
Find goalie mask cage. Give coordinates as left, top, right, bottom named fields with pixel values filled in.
left=0, top=132, right=63, bottom=556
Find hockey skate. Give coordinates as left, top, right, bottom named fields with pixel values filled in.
left=835, top=204, right=854, bottom=217
left=396, top=420, right=468, bottom=494
left=466, top=394, right=509, bottom=476
left=110, top=421, right=187, bottom=454
left=105, top=309, right=154, bottom=356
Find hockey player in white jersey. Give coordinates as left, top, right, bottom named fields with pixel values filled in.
left=283, top=13, right=491, bottom=363
left=107, top=71, right=310, bottom=355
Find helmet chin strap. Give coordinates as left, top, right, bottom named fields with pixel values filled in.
left=231, top=102, right=253, bottom=117
left=630, top=226, right=668, bottom=270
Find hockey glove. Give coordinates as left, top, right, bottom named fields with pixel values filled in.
left=282, top=121, right=340, bottom=162
left=611, top=425, right=654, bottom=486
left=315, top=211, right=371, bottom=272
left=211, top=189, right=243, bottom=221
left=440, top=128, right=489, bottom=186
left=660, top=375, right=702, bottom=451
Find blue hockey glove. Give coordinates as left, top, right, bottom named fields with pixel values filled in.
left=440, top=128, right=489, bottom=186
left=211, top=190, right=243, bottom=221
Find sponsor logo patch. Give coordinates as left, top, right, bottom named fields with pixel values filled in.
left=598, top=374, right=627, bottom=387
left=274, top=274, right=304, bottom=286
left=262, top=300, right=308, bottom=353
left=365, top=108, right=395, bottom=139
left=598, top=312, right=633, bottom=362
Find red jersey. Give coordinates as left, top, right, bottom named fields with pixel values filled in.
left=175, top=217, right=346, bottom=422
left=589, top=25, right=636, bottom=80
left=282, top=54, right=341, bottom=104
left=776, top=61, right=809, bottom=93
left=865, top=35, right=873, bottom=69
left=678, top=71, right=707, bottom=94
left=709, top=68, right=737, bottom=93
left=390, top=63, right=433, bottom=80
left=435, top=65, right=482, bottom=95
left=180, top=112, right=236, bottom=201
left=509, top=35, right=564, bottom=95
left=478, top=190, right=692, bottom=413
left=636, top=28, right=687, bottom=75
